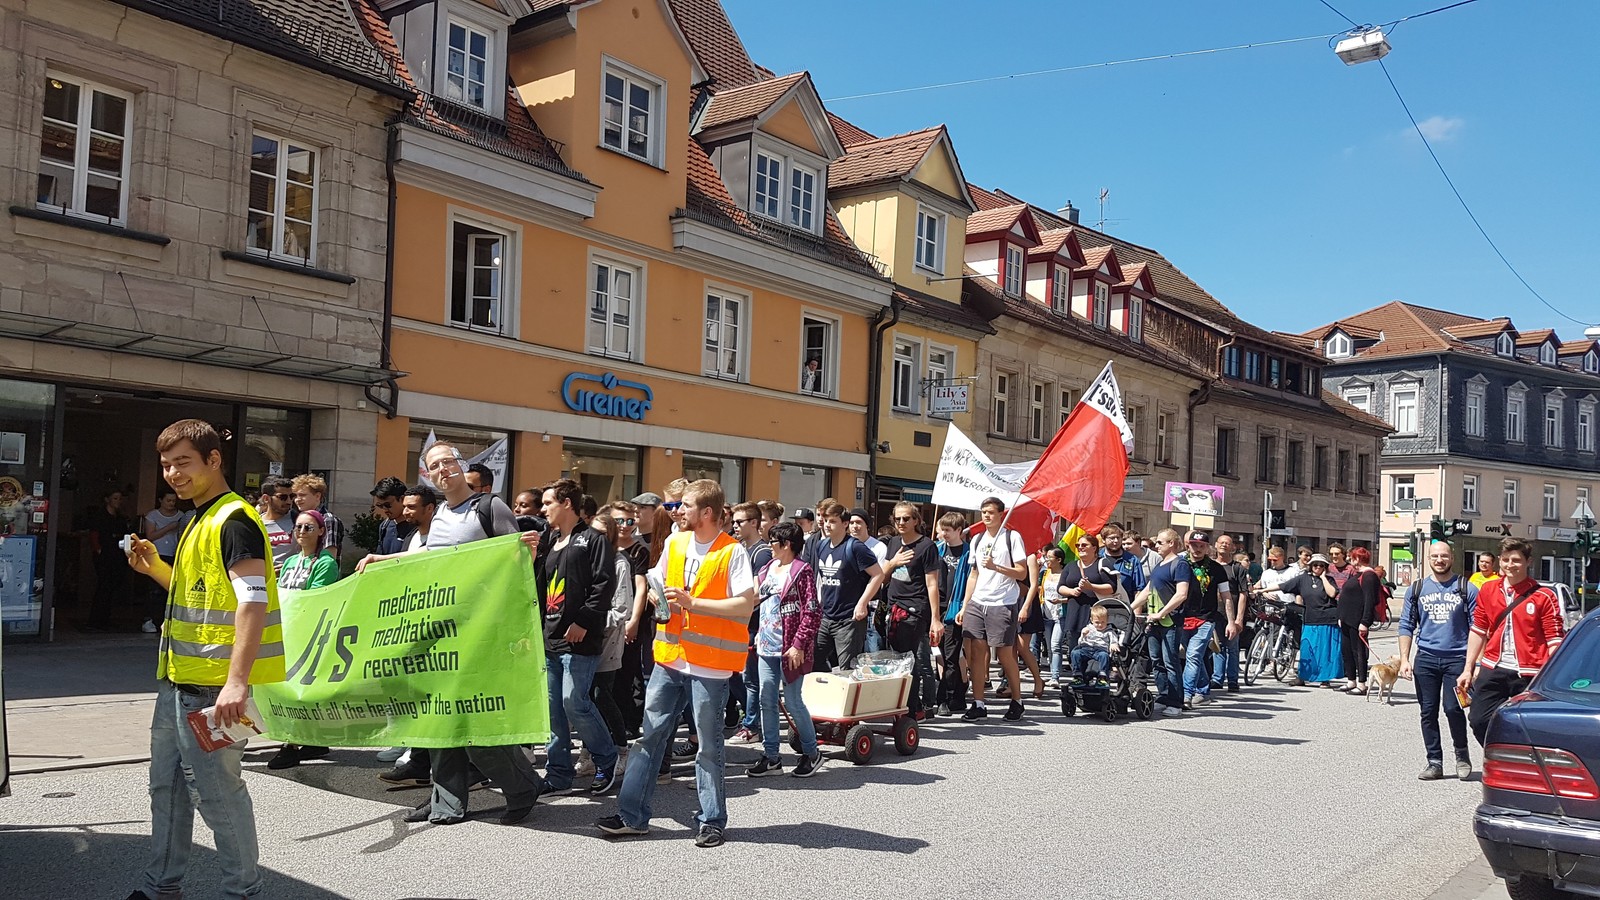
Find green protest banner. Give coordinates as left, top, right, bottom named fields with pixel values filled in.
left=253, top=534, right=548, bottom=748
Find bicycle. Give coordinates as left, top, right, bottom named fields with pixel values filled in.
left=1244, top=597, right=1301, bottom=684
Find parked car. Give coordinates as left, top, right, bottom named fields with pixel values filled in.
left=1475, top=608, right=1600, bottom=899
left=1541, top=582, right=1585, bottom=631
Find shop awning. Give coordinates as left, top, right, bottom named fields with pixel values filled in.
left=0, top=311, right=403, bottom=387
left=879, top=477, right=934, bottom=503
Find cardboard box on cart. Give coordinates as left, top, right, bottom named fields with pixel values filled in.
left=801, top=671, right=911, bottom=719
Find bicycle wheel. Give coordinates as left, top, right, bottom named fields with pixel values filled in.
left=1273, top=630, right=1299, bottom=682
left=1244, top=626, right=1272, bottom=685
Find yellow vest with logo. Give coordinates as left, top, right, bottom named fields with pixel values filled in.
left=654, top=531, right=749, bottom=673
left=156, top=492, right=286, bottom=686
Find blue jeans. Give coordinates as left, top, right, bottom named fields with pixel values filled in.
left=740, top=650, right=760, bottom=730
left=1070, top=645, right=1109, bottom=679
left=144, top=681, right=261, bottom=899
left=1184, top=622, right=1215, bottom=698
left=1212, top=630, right=1240, bottom=689
left=617, top=665, right=731, bottom=831
left=1414, top=649, right=1470, bottom=765
left=1050, top=617, right=1071, bottom=680
left=865, top=614, right=884, bottom=653
left=546, top=652, right=618, bottom=789
left=1149, top=623, right=1184, bottom=709
left=757, top=655, right=817, bottom=760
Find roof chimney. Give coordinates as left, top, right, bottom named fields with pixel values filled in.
left=1059, top=201, right=1079, bottom=224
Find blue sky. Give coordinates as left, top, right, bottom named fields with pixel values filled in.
left=722, top=0, right=1599, bottom=339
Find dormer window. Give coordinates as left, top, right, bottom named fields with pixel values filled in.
left=1539, top=342, right=1557, bottom=366
left=1325, top=331, right=1352, bottom=359
left=1092, top=282, right=1109, bottom=328
left=446, top=21, right=491, bottom=109
left=602, top=59, right=663, bottom=166
left=1128, top=297, right=1144, bottom=343
left=914, top=205, right=945, bottom=274
left=1050, top=266, right=1070, bottom=314
left=1496, top=332, right=1515, bottom=357
left=751, top=149, right=818, bottom=232
left=1587, top=350, right=1599, bottom=375
left=1004, top=245, right=1024, bottom=298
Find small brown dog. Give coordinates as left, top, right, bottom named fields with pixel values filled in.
left=1367, top=655, right=1402, bottom=705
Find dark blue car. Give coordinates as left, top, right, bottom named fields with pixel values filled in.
left=1475, top=610, right=1600, bottom=900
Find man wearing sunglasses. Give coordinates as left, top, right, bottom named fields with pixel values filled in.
left=258, top=476, right=296, bottom=567
left=882, top=503, right=941, bottom=717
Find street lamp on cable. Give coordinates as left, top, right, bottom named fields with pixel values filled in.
left=1333, top=26, right=1391, bottom=65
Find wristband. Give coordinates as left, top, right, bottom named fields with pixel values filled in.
left=231, top=574, right=269, bottom=605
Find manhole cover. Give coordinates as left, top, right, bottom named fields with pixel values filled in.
left=42, top=792, right=76, bottom=798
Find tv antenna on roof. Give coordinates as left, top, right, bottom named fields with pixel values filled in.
left=1097, top=189, right=1110, bottom=231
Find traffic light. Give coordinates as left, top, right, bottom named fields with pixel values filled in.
left=1429, top=517, right=1447, bottom=542
left=1577, top=530, right=1600, bottom=556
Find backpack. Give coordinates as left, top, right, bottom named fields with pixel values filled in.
left=1095, top=557, right=1132, bottom=605
left=466, top=492, right=508, bottom=538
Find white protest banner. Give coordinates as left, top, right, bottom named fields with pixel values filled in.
left=417, top=431, right=509, bottom=492
left=932, top=423, right=1035, bottom=509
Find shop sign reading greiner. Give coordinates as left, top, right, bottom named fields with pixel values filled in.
left=562, top=371, right=653, bottom=421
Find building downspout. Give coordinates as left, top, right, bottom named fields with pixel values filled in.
left=364, top=121, right=402, bottom=419
left=865, top=293, right=903, bottom=509
left=1186, top=334, right=1234, bottom=482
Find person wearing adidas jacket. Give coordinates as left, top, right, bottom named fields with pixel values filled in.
left=1456, top=537, right=1566, bottom=746
left=1397, top=539, right=1477, bottom=781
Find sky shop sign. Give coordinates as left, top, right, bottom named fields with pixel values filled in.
left=562, top=371, right=653, bottom=421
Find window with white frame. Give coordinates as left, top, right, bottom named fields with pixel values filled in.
left=1157, top=412, right=1172, bottom=465
left=247, top=131, right=318, bottom=264
left=449, top=220, right=510, bottom=334
left=1390, top=385, right=1419, bottom=434
left=1129, top=297, right=1144, bottom=343
left=445, top=21, right=492, bottom=109
left=1462, top=474, right=1479, bottom=513
left=788, top=163, right=816, bottom=231
left=1586, top=350, right=1599, bottom=375
left=914, top=206, right=944, bottom=273
left=1059, top=387, right=1076, bottom=428
left=601, top=62, right=660, bottom=164
left=38, top=73, right=131, bottom=223
left=1496, top=332, right=1514, bottom=357
left=1325, top=332, right=1352, bottom=358
left=1504, top=479, right=1519, bottom=517
left=1344, top=388, right=1371, bottom=414
left=993, top=372, right=1012, bottom=436
left=1004, top=246, right=1024, bottom=298
left=704, top=291, right=744, bottom=380
left=1051, top=267, right=1070, bottom=314
left=1545, top=395, right=1564, bottom=448
left=1506, top=387, right=1526, bottom=442
left=1544, top=483, right=1560, bottom=521
left=926, top=347, right=952, bottom=420
left=891, top=339, right=919, bottom=412
left=1391, top=474, right=1416, bottom=509
left=1579, top=486, right=1592, bottom=516
left=753, top=152, right=781, bottom=219
left=1126, top=404, right=1142, bottom=459
left=1029, top=382, right=1048, bottom=442
left=588, top=258, right=639, bottom=359
left=1093, top=282, right=1109, bottom=328
left=800, top=315, right=835, bottom=397
left=1465, top=380, right=1486, bottom=437
left=1540, top=342, right=1557, bottom=366
left=1579, top=401, right=1596, bottom=453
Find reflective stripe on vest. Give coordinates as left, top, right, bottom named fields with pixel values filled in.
left=157, top=492, right=287, bottom=686
left=653, top=531, right=748, bottom=672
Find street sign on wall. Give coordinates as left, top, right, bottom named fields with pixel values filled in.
left=929, top=384, right=969, bottom=414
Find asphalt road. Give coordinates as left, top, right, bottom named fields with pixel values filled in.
left=1, top=629, right=1500, bottom=900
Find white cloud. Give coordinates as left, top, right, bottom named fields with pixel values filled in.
left=1413, top=115, right=1464, bottom=142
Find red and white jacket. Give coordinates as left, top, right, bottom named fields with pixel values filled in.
left=1471, top=577, right=1565, bottom=676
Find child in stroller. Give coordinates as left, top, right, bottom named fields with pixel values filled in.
left=1070, top=605, right=1123, bottom=687
left=1060, top=598, right=1156, bottom=721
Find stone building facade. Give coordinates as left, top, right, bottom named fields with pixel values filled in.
left=0, top=0, right=409, bottom=638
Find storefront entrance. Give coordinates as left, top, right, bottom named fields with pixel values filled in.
left=0, top=378, right=312, bottom=641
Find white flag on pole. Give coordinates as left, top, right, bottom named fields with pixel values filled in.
left=931, top=423, right=1035, bottom=509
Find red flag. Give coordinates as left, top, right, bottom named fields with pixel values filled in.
left=1017, top=362, right=1131, bottom=535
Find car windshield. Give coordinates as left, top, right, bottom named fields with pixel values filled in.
left=1536, top=615, right=1600, bottom=702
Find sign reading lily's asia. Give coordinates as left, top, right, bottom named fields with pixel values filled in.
left=562, top=371, right=653, bottom=421
left=252, top=535, right=549, bottom=748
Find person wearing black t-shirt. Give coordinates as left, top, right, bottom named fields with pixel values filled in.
left=1180, top=531, right=1233, bottom=709
left=881, top=502, right=942, bottom=716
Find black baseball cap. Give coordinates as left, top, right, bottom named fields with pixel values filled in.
left=1185, top=530, right=1211, bottom=544
left=791, top=508, right=815, bottom=521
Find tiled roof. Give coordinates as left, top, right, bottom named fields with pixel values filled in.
left=828, top=112, right=876, bottom=145
left=698, top=72, right=809, bottom=129
left=964, top=203, right=1030, bottom=238
left=967, top=183, right=1013, bottom=211
left=1030, top=227, right=1083, bottom=263
left=1076, top=246, right=1122, bottom=282
left=1558, top=342, right=1598, bottom=358
left=117, top=0, right=406, bottom=91
left=667, top=0, right=762, bottom=90
left=1442, top=319, right=1513, bottom=340
left=1118, top=261, right=1150, bottom=290
left=1329, top=322, right=1383, bottom=340
left=682, top=139, right=882, bottom=277
left=828, top=127, right=944, bottom=191
left=1271, top=331, right=1319, bottom=350
left=1515, top=328, right=1557, bottom=347
left=896, top=286, right=995, bottom=336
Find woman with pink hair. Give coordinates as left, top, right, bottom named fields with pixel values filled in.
left=1335, top=545, right=1382, bottom=694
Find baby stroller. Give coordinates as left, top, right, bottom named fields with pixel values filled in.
left=1059, top=598, right=1155, bottom=722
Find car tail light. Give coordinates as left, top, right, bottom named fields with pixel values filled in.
left=1484, top=744, right=1600, bottom=800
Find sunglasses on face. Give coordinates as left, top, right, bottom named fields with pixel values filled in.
left=893, top=516, right=915, bottom=523
left=618, top=518, right=636, bottom=527
left=663, top=501, right=683, bottom=511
